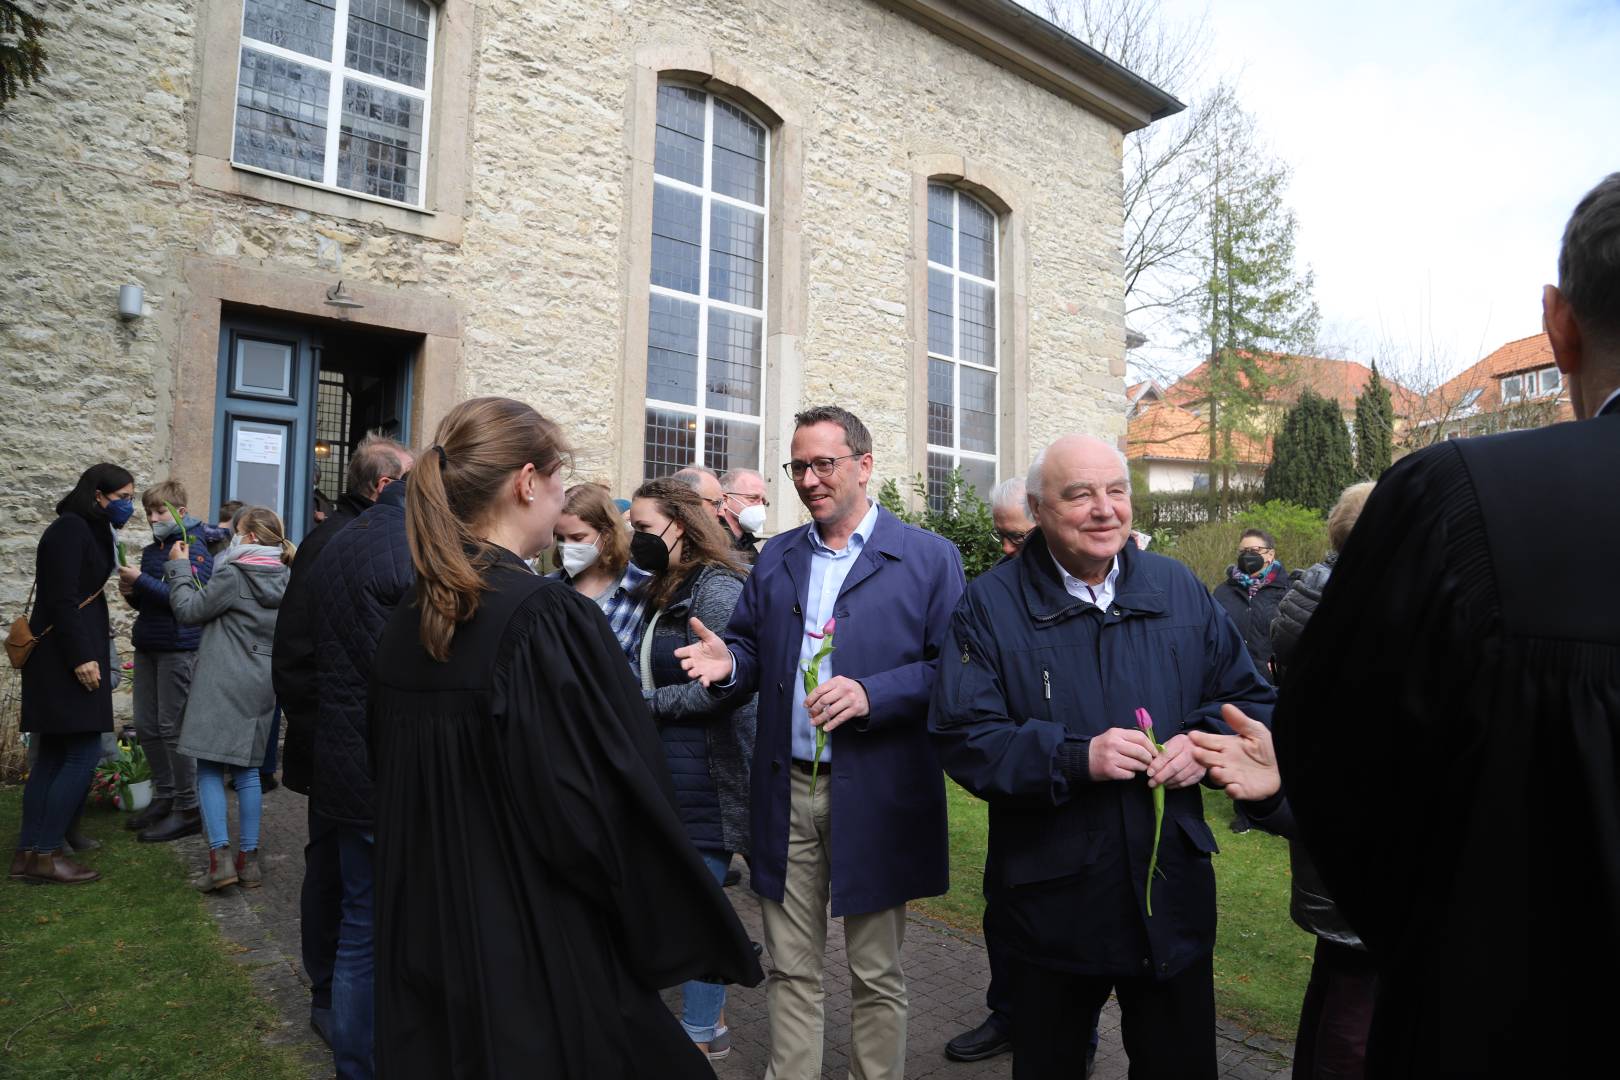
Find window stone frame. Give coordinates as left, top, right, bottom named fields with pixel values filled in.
left=192, top=0, right=475, bottom=244
left=909, top=156, right=1030, bottom=509
left=618, top=46, right=807, bottom=529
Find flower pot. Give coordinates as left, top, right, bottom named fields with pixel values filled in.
left=123, top=779, right=153, bottom=813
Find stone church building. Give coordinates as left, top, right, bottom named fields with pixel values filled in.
left=0, top=0, right=1177, bottom=584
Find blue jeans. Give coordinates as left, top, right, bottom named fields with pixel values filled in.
left=303, top=805, right=343, bottom=1019
left=261, top=704, right=281, bottom=779
left=17, top=732, right=101, bottom=853
left=195, top=760, right=261, bottom=851
left=680, top=850, right=733, bottom=1043
left=331, top=826, right=375, bottom=1080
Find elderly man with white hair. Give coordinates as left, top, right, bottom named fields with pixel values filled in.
left=930, top=435, right=1275, bottom=1080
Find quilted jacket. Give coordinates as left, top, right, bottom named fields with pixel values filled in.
left=310, top=480, right=414, bottom=825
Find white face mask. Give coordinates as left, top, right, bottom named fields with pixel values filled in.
left=737, top=504, right=767, bottom=535
left=228, top=533, right=245, bottom=550
left=558, top=541, right=600, bottom=578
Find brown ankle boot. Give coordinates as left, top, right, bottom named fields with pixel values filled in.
left=9, top=849, right=28, bottom=881
left=193, top=846, right=238, bottom=892
left=24, top=850, right=100, bottom=885
left=235, top=848, right=262, bottom=888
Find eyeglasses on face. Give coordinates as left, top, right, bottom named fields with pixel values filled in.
left=782, top=454, right=861, bottom=480
left=724, top=491, right=770, bottom=508
left=993, top=529, right=1030, bottom=547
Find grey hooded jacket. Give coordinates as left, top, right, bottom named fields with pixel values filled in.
left=166, top=544, right=288, bottom=767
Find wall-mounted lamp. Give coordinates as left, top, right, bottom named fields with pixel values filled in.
left=118, top=284, right=144, bottom=320
left=324, top=280, right=365, bottom=310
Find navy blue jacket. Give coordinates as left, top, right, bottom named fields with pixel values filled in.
left=718, top=506, right=965, bottom=917
left=310, top=480, right=414, bottom=826
left=930, top=530, right=1275, bottom=978
left=125, top=520, right=217, bottom=652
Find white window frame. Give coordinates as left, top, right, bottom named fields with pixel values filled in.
left=1538, top=366, right=1561, bottom=396
left=1501, top=374, right=1523, bottom=402
left=231, top=0, right=437, bottom=211
left=644, top=85, right=770, bottom=479
left=926, top=185, right=1000, bottom=506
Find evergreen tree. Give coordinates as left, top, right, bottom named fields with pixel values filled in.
left=1182, top=97, right=1320, bottom=508
left=0, top=2, right=48, bottom=111
left=1353, top=362, right=1395, bottom=480
left=1265, top=390, right=1354, bottom=512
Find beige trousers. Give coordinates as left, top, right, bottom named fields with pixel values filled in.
left=761, top=765, right=909, bottom=1080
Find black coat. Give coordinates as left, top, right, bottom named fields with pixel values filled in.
left=1275, top=406, right=1620, bottom=1077
left=271, top=490, right=372, bottom=794
left=310, top=481, right=412, bottom=826
left=931, top=532, right=1276, bottom=978
left=369, top=548, right=762, bottom=1078
left=21, top=512, right=116, bottom=735
left=1211, top=564, right=1289, bottom=675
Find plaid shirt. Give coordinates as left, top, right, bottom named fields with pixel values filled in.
left=552, top=562, right=651, bottom=669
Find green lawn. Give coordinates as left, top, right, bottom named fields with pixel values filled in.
left=0, top=787, right=308, bottom=1080
left=912, top=778, right=1314, bottom=1039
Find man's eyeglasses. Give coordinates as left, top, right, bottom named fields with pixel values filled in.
left=724, top=491, right=770, bottom=508
left=993, top=529, right=1029, bottom=548
left=782, top=454, right=861, bottom=481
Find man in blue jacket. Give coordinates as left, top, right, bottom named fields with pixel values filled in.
left=680, top=406, right=965, bottom=1080
left=930, top=435, right=1275, bottom=1080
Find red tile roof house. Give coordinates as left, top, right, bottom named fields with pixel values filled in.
left=1404, top=333, right=1574, bottom=446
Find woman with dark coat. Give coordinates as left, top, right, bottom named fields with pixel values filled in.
left=628, top=477, right=757, bottom=1061
left=368, top=398, right=761, bottom=1079
left=1211, top=527, right=1290, bottom=676
left=11, top=463, right=134, bottom=885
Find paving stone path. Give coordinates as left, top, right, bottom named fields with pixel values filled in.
left=193, top=784, right=1292, bottom=1078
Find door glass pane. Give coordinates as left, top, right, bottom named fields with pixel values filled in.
left=706, top=309, right=763, bottom=415
left=235, top=337, right=295, bottom=397
left=229, top=421, right=289, bottom=517
left=651, top=185, right=703, bottom=295
left=928, top=268, right=954, bottom=356
left=928, top=358, right=954, bottom=447
left=960, top=367, right=996, bottom=454
left=708, top=202, right=765, bottom=308
left=647, top=293, right=700, bottom=406
left=705, top=417, right=760, bottom=475
left=644, top=407, right=697, bottom=478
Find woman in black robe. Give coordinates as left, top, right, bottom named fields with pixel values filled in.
left=368, top=397, right=762, bottom=1078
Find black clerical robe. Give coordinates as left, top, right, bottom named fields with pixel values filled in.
left=1275, top=408, right=1620, bottom=1077
left=369, top=549, right=762, bottom=1078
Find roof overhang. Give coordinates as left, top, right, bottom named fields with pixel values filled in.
left=876, top=0, right=1185, bottom=132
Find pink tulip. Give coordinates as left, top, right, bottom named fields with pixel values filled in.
left=808, top=616, right=836, bottom=640
left=1135, top=707, right=1154, bottom=735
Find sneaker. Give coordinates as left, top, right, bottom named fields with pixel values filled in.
left=698, top=1027, right=730, bottom=1062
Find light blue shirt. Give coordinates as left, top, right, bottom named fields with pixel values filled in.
left=791, top=499, right=880, bottom=763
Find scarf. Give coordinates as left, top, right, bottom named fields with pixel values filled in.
left=1231, top=560, right=1281, bottom=598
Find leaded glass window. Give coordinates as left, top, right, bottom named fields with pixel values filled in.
left=644, top=83, right=769, bottom=479
left=926, top=184, right=1000, bottom=511
left=233, top=0, right=435, bottom=208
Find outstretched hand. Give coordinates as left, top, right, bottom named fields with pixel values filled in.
left=675, top=617, right=734, bottom=687
left=1187, top=704, right=1281, bottom=801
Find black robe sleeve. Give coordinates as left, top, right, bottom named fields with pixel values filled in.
left=1273, top=443, right=1497, bottom=957
left=494, top=586, right=764, bottom=992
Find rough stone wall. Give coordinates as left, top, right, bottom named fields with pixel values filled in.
left=0, top=0, right=1126, bottom=621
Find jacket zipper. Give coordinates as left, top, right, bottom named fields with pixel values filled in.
left=1043, top=668, right=1051, bottom=700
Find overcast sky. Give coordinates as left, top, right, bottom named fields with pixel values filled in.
left=1108, top=0, right=1620, bottom=384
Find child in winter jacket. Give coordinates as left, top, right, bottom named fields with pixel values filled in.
left=117, top=480, right=230, bottom=843
left=165, top=505, right=293, bottom=892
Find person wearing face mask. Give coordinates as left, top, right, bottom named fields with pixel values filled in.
left=549, top=482, right=650, bottom=667
left=12, top=463, right=134, bottom=885
left=629, top=478, right=756, bottom=1062
left=718, top=467, right=770, bottom=564
left=366, top=398, right=761, bottom=1078
left=1212, top=529, right=1288, bottom=677
left=116, top=479, right=229, bottom=844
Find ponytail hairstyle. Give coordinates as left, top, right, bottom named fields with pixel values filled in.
left=234, top=505, right=296, bottom=564
left=407, top=397, right=570, bottom=661
left=631, top=477, right=746, bottom=612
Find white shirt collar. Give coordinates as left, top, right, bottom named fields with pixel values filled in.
left=1048, top=548, right=1120, bottom=610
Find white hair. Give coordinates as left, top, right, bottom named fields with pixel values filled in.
left=718, top=467, right=763, bottom=488
left=1026, top=438, right=1131, bottom=508
left=989, top=477, right=1032, bottom=517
